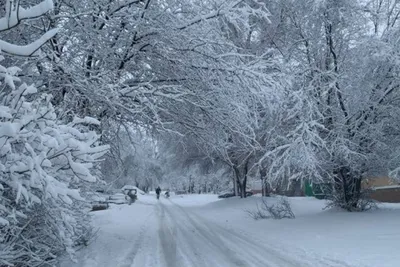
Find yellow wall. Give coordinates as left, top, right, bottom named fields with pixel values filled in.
left=362, top=177, right=398, bottom=189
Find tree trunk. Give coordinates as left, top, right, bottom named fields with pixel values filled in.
left=237, top=179, right=242, bottom=196
left=232, top=168, right=239, bottom=196
left=333, top=166, right=362, bottom=211
left=234, top=158, right=250, bottom=198
left=262, top=180, right=270, bottom=197
left=260, top=167, right=269, bottom=197
left=240, top=177, right=247, bottom=198
left=241, top=160, right=249, bottom=198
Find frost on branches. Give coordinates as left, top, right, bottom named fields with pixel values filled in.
left=0, top=60, right=108, bottom=265
left=0, top=0, right=106, bottom=265
left=0, top=19, right=108, bottom=267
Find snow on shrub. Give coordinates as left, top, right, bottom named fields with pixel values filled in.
left=0, top=60, right=108, bottom=265
left=246, top=197, right=295, bottom=220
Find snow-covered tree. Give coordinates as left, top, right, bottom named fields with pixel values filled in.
left=0, top=1, right=109, bottom=265
left=249, top=0, right=400, bottom=210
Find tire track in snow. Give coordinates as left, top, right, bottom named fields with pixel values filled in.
left=173, top=201, right=357, bottom=267
left=181, top=206, right=300, bottom=267
left=157, top=202, right=179, bottom=267
left=160, top=204, right=206, bottom=267
left=169, top=201, right=298, bottom=267
left=162, top=201, right=256, bottom=267
left=117, top=208, right=155, bottom=267
left=198, top=214, right=355, bottom=267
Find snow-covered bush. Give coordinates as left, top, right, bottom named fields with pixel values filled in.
left=247, top=197, right=295, bottom=220
left=0, top=59, right=108, bottom=265
left=0, top=1, right=108, bottom=265
left=326, top=188, right=378, bottom=212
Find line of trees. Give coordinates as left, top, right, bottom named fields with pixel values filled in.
left=3, top=0, right=400, bottom=265
left=133, top=0, right=400, bottom=210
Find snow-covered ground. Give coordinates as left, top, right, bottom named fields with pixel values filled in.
left=60, top=194, right=400, bottom=267
left=191, top=196, right=400, bottom=267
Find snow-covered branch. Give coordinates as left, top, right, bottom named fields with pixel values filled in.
left=0, top=0, right=54, bottom=32
left=0, top=28, right=58, bottom=56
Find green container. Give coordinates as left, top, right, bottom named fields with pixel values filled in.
left=304, top=181, right=314, bottom=197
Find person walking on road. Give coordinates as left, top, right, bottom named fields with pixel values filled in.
left=156, top=186, right=161, bottom=200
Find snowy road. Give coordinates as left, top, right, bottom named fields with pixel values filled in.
left=108, top=199, right=302, bottom=267
left=62, top=196, right=355, bottom=267
left=155, top=200, right=302, bottom=267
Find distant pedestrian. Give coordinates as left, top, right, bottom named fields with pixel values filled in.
left=156, top=186, right=161, bottom=200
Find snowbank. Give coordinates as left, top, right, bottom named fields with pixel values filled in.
left=190, top=196, right=400, bottom=267
left=60, top=195, right=158, bottom=267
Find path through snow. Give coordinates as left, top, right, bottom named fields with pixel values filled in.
left=61, top=195, right=353, bottom=267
